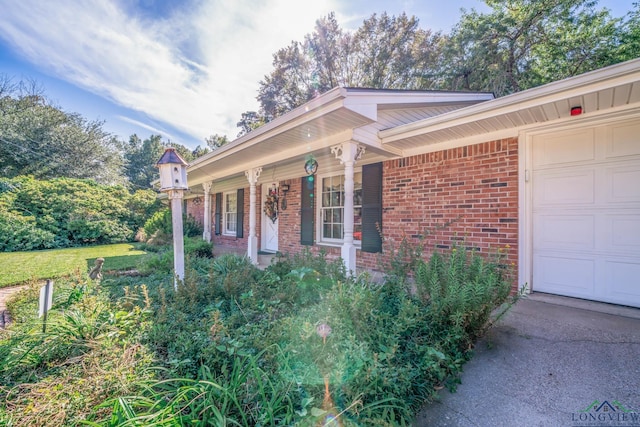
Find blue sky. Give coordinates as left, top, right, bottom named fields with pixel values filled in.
left=0, top=0, right=634, bottom=150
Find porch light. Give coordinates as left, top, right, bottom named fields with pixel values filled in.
left=570, top=106, right=583, bottom=116
left=156, top=147, right=189, bottom=289
left=280, top=183, right=290, bottom=210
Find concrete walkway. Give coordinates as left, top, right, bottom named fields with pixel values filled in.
left=415, top=294, right=640, bottom=426
left=0, top=285, right=29, bottom=329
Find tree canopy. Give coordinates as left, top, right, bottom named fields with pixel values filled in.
left=0, top=76, right=125, bottom=185
left=240, top=0, right=638, bottom=129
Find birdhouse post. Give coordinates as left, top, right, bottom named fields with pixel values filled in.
left=156, top=147, right=189, bottom=289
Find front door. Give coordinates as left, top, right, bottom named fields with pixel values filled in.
left=262, top=184, right=279, bottom=252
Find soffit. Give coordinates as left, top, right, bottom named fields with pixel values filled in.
left=381, top=59, right=640, bottom=150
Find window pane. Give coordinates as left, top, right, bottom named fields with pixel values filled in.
left=323, top=224, right=332, bottom=239
left=333, top=224, right=342, bottom=239
left=323, top=209, right=332, bottom=222
left=331, top=191, right=341, bottom=206
left=323, top=177, right=331, bottom=192
left=322, top=192, right=330, bottom=207
left=332, top=208, right=342, bottom=223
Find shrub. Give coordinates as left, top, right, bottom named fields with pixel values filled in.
left=143, top=209, right=204, bottom=242
left=1, top=241, right=520, bottom=425
left=0, top=176, right=160, bottom=251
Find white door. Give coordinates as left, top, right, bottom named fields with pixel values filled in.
left=531, top=120, right=640, bottom=308
left=262, top=184, right=279, bottom=252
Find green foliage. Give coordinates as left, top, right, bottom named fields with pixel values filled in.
left=0, top=277, right=154, bottom=426
left=123, top=134, right=201, bottom=189
left=257, top=12, right=442, bottom=120
left=142, top=208, right=203, bottom=241
left=254, top=2, right=634, bottom=124
left=0, top=176, right=159, bottom=252
left=0, top=77, right=125, bottom=185
left=1, top=238, right=520, bottom=425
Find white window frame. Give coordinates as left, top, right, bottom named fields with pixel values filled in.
left=223, top=191, right=237, bottom=236
left=316, top=170, right=362, bottom=246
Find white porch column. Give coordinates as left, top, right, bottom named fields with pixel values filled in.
left=245, top=167, right=262, bottom=265
left=331, top=142, right=365, bottom=276
left=202, top=181, right=213, bottom=242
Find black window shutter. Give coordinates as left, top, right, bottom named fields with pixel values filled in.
left=236, top=188, right=244, bottom=238
left=214, top=192, right=222, bottom=235
left=361, top=162, right=382, bottom=253
left=300, top=176, right=314, bottom=245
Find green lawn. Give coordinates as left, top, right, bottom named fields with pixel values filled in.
left=0, top=243, right=147, bottom=288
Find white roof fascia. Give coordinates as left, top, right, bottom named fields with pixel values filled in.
left=380, top=58, right=640, bottom=143
left=189, top=87, right=347, bottom=169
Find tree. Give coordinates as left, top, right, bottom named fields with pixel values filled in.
left=617, top=3, right=640, bottom=61
left=236, top=111, right=270, bottom=137
left=437, top=0, right=626, bottom=96
left=205, top=134, right=229, bottom=150
left=0, top=75, right=125, bottom=184
left=123, top=134, right=164, bottom=189
left=123, top=134, right=204, bottom=188
left=256, top=12, right=443, bottom=120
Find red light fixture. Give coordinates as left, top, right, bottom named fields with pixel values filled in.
left=571, top=106, right=583, bottom=116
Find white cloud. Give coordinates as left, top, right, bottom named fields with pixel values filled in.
left=0, top=0, right=336, bottom=146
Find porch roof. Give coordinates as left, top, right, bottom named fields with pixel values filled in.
left=186, top=87, right=493, bottom=190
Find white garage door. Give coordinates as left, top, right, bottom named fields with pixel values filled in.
left=532, top=119, right=640, bottom=308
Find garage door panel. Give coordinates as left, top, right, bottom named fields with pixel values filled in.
left=533, top=128, right=595, bottom=167
left=607, top=215, right=640, bottom=251
left=534, top=170, right=595, bottom=206
left=605, top=260, right=640, bottom=303
left=606, top=166, right=640, bottom=203
left=608, top=122, right=640, bottom=158
left=534, top=255, right=595, bottom=297
left=534, top=215, right=594, bottom=250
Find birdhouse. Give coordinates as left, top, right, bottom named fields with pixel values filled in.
left=156, top=148, right=189, bottom=191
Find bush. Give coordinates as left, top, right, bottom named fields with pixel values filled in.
left=143, top=209, right=204, bottom=241
left=1, top=242, right=520, bottom=425
left=0, top=176, right=160, bottom=251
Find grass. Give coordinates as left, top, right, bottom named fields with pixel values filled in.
left=0, top=243, right=147, bottom=288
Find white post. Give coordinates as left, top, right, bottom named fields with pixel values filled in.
left=245, top=167, right=262, bottom=265
left=331, top=142, right=365, bottom=276
left=168, top=189, right=185, bottom=289
left=202, top=181, right=212, bottom=242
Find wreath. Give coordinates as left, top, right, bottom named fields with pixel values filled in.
left=263, top=190, right=278, bottom=223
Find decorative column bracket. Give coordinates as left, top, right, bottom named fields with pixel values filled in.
left=330, top=143, right=365, bottom=165
left=245, top=167, right=262, bottom=185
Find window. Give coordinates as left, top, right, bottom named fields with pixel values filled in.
left=319, top=172, right=362, bottom=243
left=224, top=192, right=237, bottom=235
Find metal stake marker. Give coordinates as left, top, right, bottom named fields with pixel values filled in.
left=39, top=279, right=53, bottom=333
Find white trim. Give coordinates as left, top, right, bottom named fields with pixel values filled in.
left=222, top=191, right=237, bottom=237
left=315, top=169, right=363, bottom=247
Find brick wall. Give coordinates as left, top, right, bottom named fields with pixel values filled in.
left=277, top=138, right=519, bottom=274
left=210, top=187, right=254, bottom=250
left=186, top=198, right=204, bottom=225
left=193, top=138, right=519, bottom=278
left=368, top=137, right=518, bottom=270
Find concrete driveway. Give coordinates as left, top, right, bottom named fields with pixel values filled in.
left=415, top=293, right=640, bottom=427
